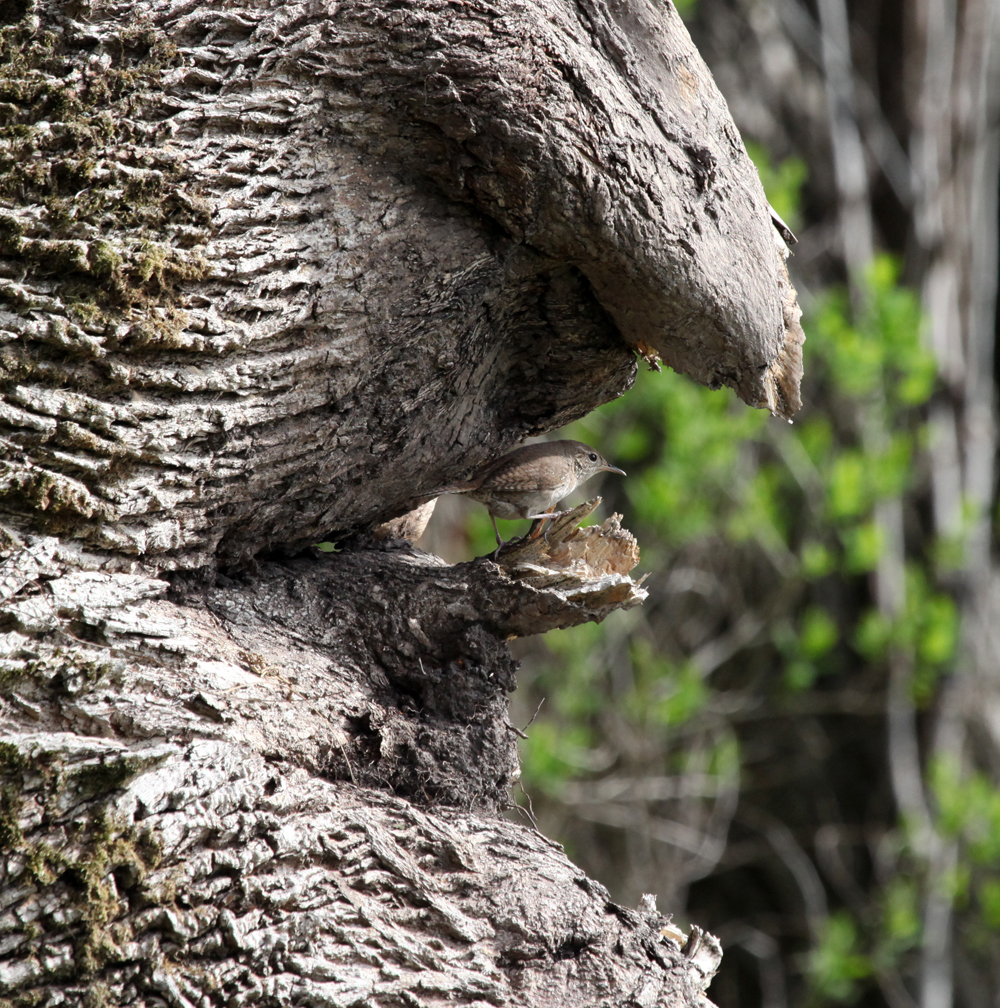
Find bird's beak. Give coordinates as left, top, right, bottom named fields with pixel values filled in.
left=603, top=465, right=626, bottom=476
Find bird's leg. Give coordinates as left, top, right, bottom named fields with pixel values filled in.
left=491, top=514, right=506, bottom=560
left=526, top=506, right=557, bottom=540
left=526, top=507, right=582, bottom=543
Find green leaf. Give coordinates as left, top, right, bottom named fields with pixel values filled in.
left=628, top=642, right=708, bottom=726
left=828, top=452, right=868, bottom=519
left=809, top=912, right=872, bottom=1003
left=745, top=142, right=806, bottom=230
left=801, top=540, right=836, bottom=578
left=882, top=877, right=920, bottom=948
left=800, top=607, right=839, bottom=659
left=918, top=595, right=958, bottom=665
left=843, top=522, right=883, bottom=573
left=870, top=436, right=913, bottom=499
left=613, top=426, right=654, bottom=462
left=785, top=658, right=817, bottom=692
left=655, top=662, right=708, bottom=725
left=799, top=417, right=834, bottom=467
left=854, top=609, right=892, bottom=660
left=896, top=348, right=936, bottom=405
left=978, top=877, right=1000, bottom=928
left=519, top=720, right=596, bottom=795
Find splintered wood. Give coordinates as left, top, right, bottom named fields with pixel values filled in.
left=492, top=498, right=647, bottom=633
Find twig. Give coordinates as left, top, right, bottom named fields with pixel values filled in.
left=506, top=697, right=545, bottom=739
left=337, top=738, right=358, bottom=787
left=523, top=697, right=545, bottom=731
left=517, top=781, right=540, bottom=830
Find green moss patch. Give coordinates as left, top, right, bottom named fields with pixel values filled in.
left=0, top=741, right=169, bottom=983
left=0, top=10, right=212, bottom=346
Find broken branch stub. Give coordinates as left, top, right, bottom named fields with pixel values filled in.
left=483, top=499, right=648, bottom=637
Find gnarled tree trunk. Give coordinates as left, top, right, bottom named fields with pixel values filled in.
left=0, top=0, right=800, bottom=1003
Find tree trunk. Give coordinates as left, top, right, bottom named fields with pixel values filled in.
left=0, top=0, right=800, bottom=1003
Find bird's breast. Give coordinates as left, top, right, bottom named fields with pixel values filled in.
left=486, top=483, right=574, bottom=519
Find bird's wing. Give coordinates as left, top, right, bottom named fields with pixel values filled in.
left=471, top=442, right=574, bottom=490
left=477, top=454, right=564, bottom=491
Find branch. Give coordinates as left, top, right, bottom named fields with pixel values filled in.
left=491, top=499, right=648, bottom=635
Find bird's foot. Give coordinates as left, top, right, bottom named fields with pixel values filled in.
left=492, top=534, right=518, bottom=560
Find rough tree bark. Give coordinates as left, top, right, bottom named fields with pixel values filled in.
left=0, top=0, right=801, bottom=1004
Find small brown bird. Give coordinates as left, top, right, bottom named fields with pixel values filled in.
left=426, top=440, right=625, bottom=547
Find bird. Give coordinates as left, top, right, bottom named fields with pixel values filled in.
left=423, top=440, right=625, bottom=548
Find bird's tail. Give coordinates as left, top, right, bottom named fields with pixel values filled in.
left=417, top=480, right=479, bottom=498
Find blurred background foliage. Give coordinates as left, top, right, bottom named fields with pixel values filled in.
left=421, top=1, right=1000, bottom=1006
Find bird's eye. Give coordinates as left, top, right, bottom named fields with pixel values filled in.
left=588, top=453, right=598, bottom=462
